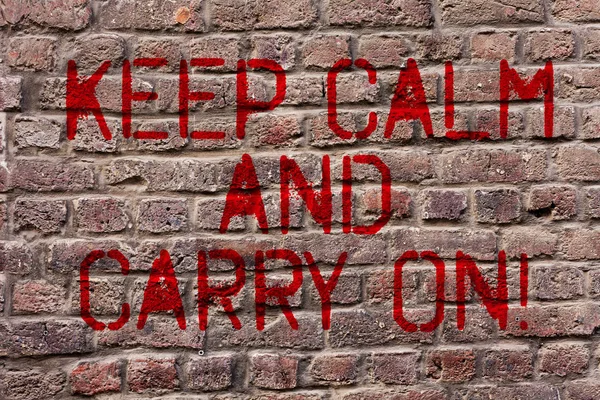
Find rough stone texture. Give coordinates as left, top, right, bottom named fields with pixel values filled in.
left=1, top=1, right=599, bottom=398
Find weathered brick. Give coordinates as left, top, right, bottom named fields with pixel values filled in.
left=503, top=304, right=600, bottom=338
left=564, top=381, right=600, bottom=400
left=212, top=0, right=317, bottom=30
left=302, top=35, right=351, bottom=69
left=502, top=228, right=558, bottom=258
left=357, top=34, right=410, bottom=68
left=420, top=189, right=467, bottom=220
left=525, top=30, right=574, bottom=61
left=581, top=106, right=600, bottom=139
left=534, top=265, right=584, bottom=300
left=483, top=347, right=533, bottom=381
left=187, top=355, right=233, bottom=391
left=11, top=160, right=94, bottom=191
left=426, top=349, right=476, bottom=383
left=70, top=361, right=122, bottom=396
left=1, top=370, right=66, bottom=400
left=526, top=105, right=575, bottom=139
left=557, top=145, right=600, bottom=181
left=417, top=33, right=462, bottom=62
left=370, top=352, right=420, bottom=384
left=439, top=0, right=544, bottom=25
left=539, top=343, right=589, bottom=376
left=559, top=67, right=600, bottom=102
left=585, top=186, right=600, bottom=218
left=250, top=353, right=298, bottom=389
left=138, top=198, right=188, bottom=233
left=100, top=0, right=204, bottom=31
left=134, top=37, right=182, bottom=73
left=358, top=187, right=412, bottom=221
left=250, top=34, right=296, bottom=71
left=69, top=34, right=126, bottom=74
left=328, top=0, right=432, bottom=27
left=264, top=315, right=324, bottom=350
left=582, top=29, right=600, bottom=60
left=474, top=188, right=521, bottom=223
left=12, top=280, right=66, bottom=314
left=127, top=357, right=179, bottom=393
left=14, top=115, right=62, bottom=149
left=471, top=31, right=517, bottom=62
left=14, top=199, right=67, bottom=233
left=248, top=114, right=302, bottom=147
left=528, top=185, right=576, bottom=220
left=70, top=276, right=126, bottom=315
left=7, top=36, right=56, bottom=71
left=284, top=76, right=324, bottom=105
left=562, top=229, right=600, bottom=260
left=553, top=0, right=600, bottom=22
left=437, top=149, right=547, bottom=183
left=75, top=197, right=130, bottom=233
left=0, top=77, right=22, bottom=111
left=0, top=241, right=34, bottom=275
left=190, top=36, right=240, bottom=72
left=310, top=354, right=358, bottom=385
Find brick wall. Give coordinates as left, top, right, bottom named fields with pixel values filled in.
left=1, top=0, right=600, bottom=399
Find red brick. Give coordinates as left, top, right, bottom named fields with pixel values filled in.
left=562, top=229, right=600, bottom=260
left=420, top=189, right=467, bottom=220
left=264, top=315, right=323, bottom=350
left=582, top=29, right=600, bottom=60
left=471, top=31, right=517, bottom=62
left=99, top=0, right=205, bottom=31
left=14, top=199, right=67, bottom=233
left=1, top=370, right=66, bottom=400
left=0, top=77, right=22, bottom=111
left=11, top=160, right=94, bottom=191
left=527, top=185, right=576, bottom=220
left=75, top=197, right=130, bottom=233
left=539, top=343, right=589, bottom=376
left=7, top=36, right=56, bottom=71
left=525, top=30, right=574, bottom=62
left=503, top=304, right=600, bottom=338
left=474, top=188, right=522, bottom=223
left=557, top=145, right=600, bottom=181
left=302, top=35, right=351, bottom=69
left=553, top=0, right=600, bottom=22
left=127, top=357, right=179, bottom=393
left=565, top=381, right=600, bottom=400
left=14, top=115, right=62, bottom=149
left=190, top=36, right=240, bottom=72
left=483, top=347, right=534, bottom=381
left=310, top=354, right=358, bottom=385
left=12, top=280, right=66, bottom=314
left=585, top=187, right=600, bottom=218
left=248, top=114, right=302, bottom=147
left=439, top=0, right=544, bottom=25
left=417, top=33, right=462, bottom=62
left=250, top=34, right=296, bottom=71
left=370, top=352, right=420, bottom=384
left=187, top=355, right=233, bottom=391
left=138, top=198, right=188, bottom=233
left=134, top=37, right=182, bottom=73
left=70, top=361, right=122, bottom=395
left=358, top=187, right=412, bottom=221
left=69, top=34, right=126, bottom=74
left=328, top=0, right=432, bottom=27
left=526, top=105, right=575, bottom=139
left=558, top=67, right=600, bottom=102
left=502, top=228, right=558, bottom=258
left=534, top=265, right=584, bottom=300
left=0, top=241, right=34, bottom=275
left=211, top=0, right=317, bottom=30
left=357, top=34, right=410, bottom=68
left=250, top=353, right=298, bottom=389
left=426, top=349, right=476, bottom=383
left=391, top=227, right=497, bottom=260
left=581, top=106, right=600, bottom=139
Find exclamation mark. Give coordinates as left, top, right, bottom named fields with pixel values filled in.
left=519, top=253, right=529, bottom=330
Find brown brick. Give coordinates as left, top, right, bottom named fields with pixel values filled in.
left=14, top=115, right=62, bottom=149
left=12, top=280, right=66, bottom=314
left=70, top=361, right=122, bottom=396
left=557, top=145, right=600, bottom=181
left=502, top=228, right=558, bottom=258
left=420, top=189, right=467, bottom=220
left=11, top=160, right=94, bottom=192
left=439, top=0, right=544, bottom=25
left=75, top=197, right=130, bottom=233
left=127, top=357, right=179, bottom=393
left=370, top=352, right=420, bottom=384
left=553, top=0, right=600, bottom=22
left=187, top=355, right=233, bottom=391
left=525, top=30, right=574, bottom=62
left=310, top=354, right=358, bottom=385
left=0, top=77, right=22, bottom=111
left=1, top=370, right=66, bottom=400
left=483, top=347, right=534, bottom=381
left=138, top=198, right=188, bottom=233
left=471, top=31, right=517, bottom=62
left=539, top=343, right=589, bottom=376
left=250, top=353, right=298, bottom=389
left=190, top=36, right=240, bottom=72
left=14, top=199, right=67, bottom=233
left=475, top=188, right=522, bottom=223
left=528, top=185, right=577, bottom=220
left=426, top=349, right=476, bottom=383
left=417, top=33, right=462, bottom=62
left=211, top=0, right=317, bottom=30
left=582, top=29, right=600, bottom=60
left=358, top=34, right=410, bottom=68
left=250, top=34, right=296, bottom=71
left=99, top=0, right=205, bottom=31
left=328, top=0, right=432, bottom=27
left=7, top=36, right=56, bottom=71
left=534, top=265, right=584, bottom=300
left=302, top=35, right=351, bottom=69
left=69, top=34, right=126, bottom=74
